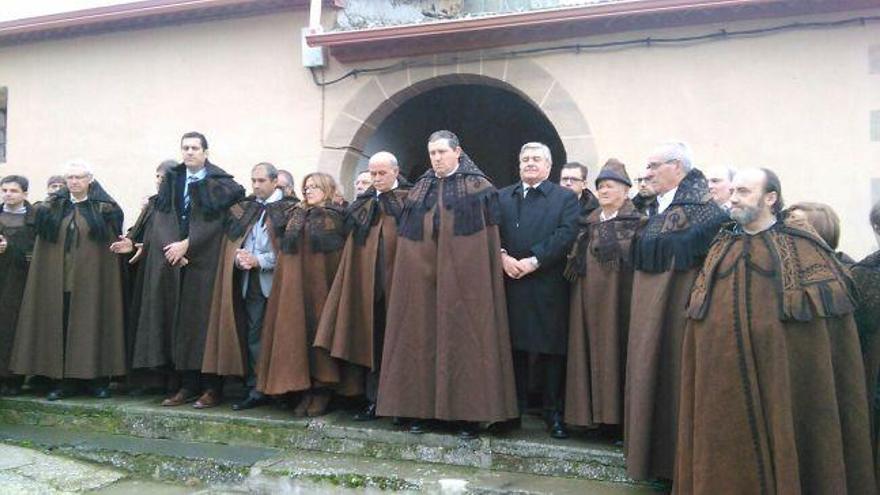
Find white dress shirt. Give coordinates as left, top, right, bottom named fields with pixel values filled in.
left=656, top=186, right=678, bottom=214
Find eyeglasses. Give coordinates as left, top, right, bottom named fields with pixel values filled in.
left=635, top=178, right=648, bottom=183
left=303, top=185, right=321, bottom=193
left=646, top=159, right=677, bottom=170
left=560, top=177, right=584, bottom=184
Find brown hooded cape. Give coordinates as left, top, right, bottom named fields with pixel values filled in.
left=852, top=249, right=880, bottom=483
left=130, top=162, right=244, bottom=371
left=201, top=195, right=298, bottom=376
left=314, top=185, right=409, bottom=369
left=624, top=168, right=727, bottom=480
left=564, top=200, right=644, bottom=427
left=0, top=203, right=36, bottom=376
left=255, top=202, right=347, bottom=395
left=376, top=155, right=519, bottom=423
left=11, top=183, right=126, bottom=379
left=674, top=220, right=876, bottom=494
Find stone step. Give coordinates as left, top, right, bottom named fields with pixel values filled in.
left=0, top=395, right=641, bottom=488
left=0, top=424, right=653, bottom=494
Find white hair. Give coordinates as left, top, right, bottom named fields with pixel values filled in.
left=653, top=141, right=693, bottom=172
left=369, top=151, right=399, bottom=169
left=63, top=159, right=95, bottom=178
left=705, top=164, right=737, bottom=182
left=519, top=142, right=552, bottom=166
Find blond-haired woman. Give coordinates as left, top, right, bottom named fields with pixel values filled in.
left=256, top=172, right=348, bottom=416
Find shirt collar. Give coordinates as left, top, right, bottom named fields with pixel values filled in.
left=438, top=164, right=459, bottom=178
left=656, top=186, right=678, bottom=213
left=70, top=194, right=88, bottom=204
left=375, top=180, right=400, bottom=197
left=741, top=217, right=778, bottom=235
left=600, top=209, right=618, bottom=221
left=259, top=188, right=283, bottom=205
left=186, top=167, right=208, bottom=181
left=522, top=181, right=544, bottom=195
left=2, top=203, right=27, bottom=214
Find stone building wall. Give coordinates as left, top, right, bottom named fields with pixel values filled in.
left=0, top=7, right=878, bottom=254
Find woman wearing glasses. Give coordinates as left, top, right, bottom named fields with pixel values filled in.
left=256, top=172, right=349, bottom=417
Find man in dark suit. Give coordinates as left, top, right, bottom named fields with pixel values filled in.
left=498, top=142, right=580, bottom=438
left=559, top=161, right=598, bottom=217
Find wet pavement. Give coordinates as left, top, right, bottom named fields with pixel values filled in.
left=0, top=441, right=655, bottom=494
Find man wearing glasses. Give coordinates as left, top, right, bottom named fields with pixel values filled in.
left=623, top=142, right=726, bottom=483
left=559, top=162, right=599, bottom=217
left=632, top=169, right=658, bottom=216
left=12, top=161, right=126, bottom=400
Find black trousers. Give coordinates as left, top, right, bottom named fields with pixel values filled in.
left=244, top=269, right=267, bottom=399
left=364, top=294, right=386, bottom=404
left=512, top=350, right=565, bottom=415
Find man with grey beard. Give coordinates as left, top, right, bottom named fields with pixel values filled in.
left=673, top=168, right=875, bottom=494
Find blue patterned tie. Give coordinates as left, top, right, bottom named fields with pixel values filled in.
left=184, top=176, right=198, bottom=211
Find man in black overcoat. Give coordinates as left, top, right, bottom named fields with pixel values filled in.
left=498, top=142, right=579, bottom=438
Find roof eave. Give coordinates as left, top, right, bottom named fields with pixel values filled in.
left=307, top=0, right=879, bottom=62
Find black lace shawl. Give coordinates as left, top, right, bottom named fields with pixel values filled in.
left=155, top=162, right=245, bottom=221
left=632, top=169, right=727, bottom=273
left=565, top=200, right=644, bottom=280
left=280, top=202, right=346, bottom=254
left=853, top=250, right=880, bottom=344
left=346, top=178, right=411, bottom=246
left=397, top=153, right=501, bottom=241
left=35, top=181, right=123, bottom=243
left=225, top=195, right=300, bottom=241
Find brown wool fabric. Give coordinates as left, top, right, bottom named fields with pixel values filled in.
left=202, top=198, right=264, bottom=377
left=376, top=177, right=519, bottom=423
left=624, top=168, right=727, bottom=481
left=0, top=206, right=36, bottom=377
left=131, top=164, right=244, bottom=372
left=256, top=204, right=349, bottom=396
left=12, top=205, right=126, bottom=379
left=565, top=201, right=644, bottom=427
left=674, top=222, right=876, bottom=494
left=852, top=250, right=880, bottom=485
left=314, top=188, right=408, bottom=370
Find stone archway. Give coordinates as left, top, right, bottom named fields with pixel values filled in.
left=317, top=56, right=596, bottom=194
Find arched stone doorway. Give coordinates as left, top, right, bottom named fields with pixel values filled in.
left=317, top=57, right=596, bottom=195
left=361, top=83, right=565, bottom=186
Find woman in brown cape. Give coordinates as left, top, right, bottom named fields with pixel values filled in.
left=564, top=160, right=644, bottom=432
left=256, top=172, right=347, bottom=417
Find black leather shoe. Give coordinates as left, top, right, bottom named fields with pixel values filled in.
left=46, top=388, right=66, bottom=401
left=488, top=417, right=521, bottom=436
left=232, top=395, right=268, bottom=411
left=409, top=420, right=428, bottom=435
left=548, top=412, right=569, bottom=439
left=93, top=387, right=112, bottom=399
left=458, top=422, right=479, bottom=440
left=353, top=402, right=377, bottom=421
